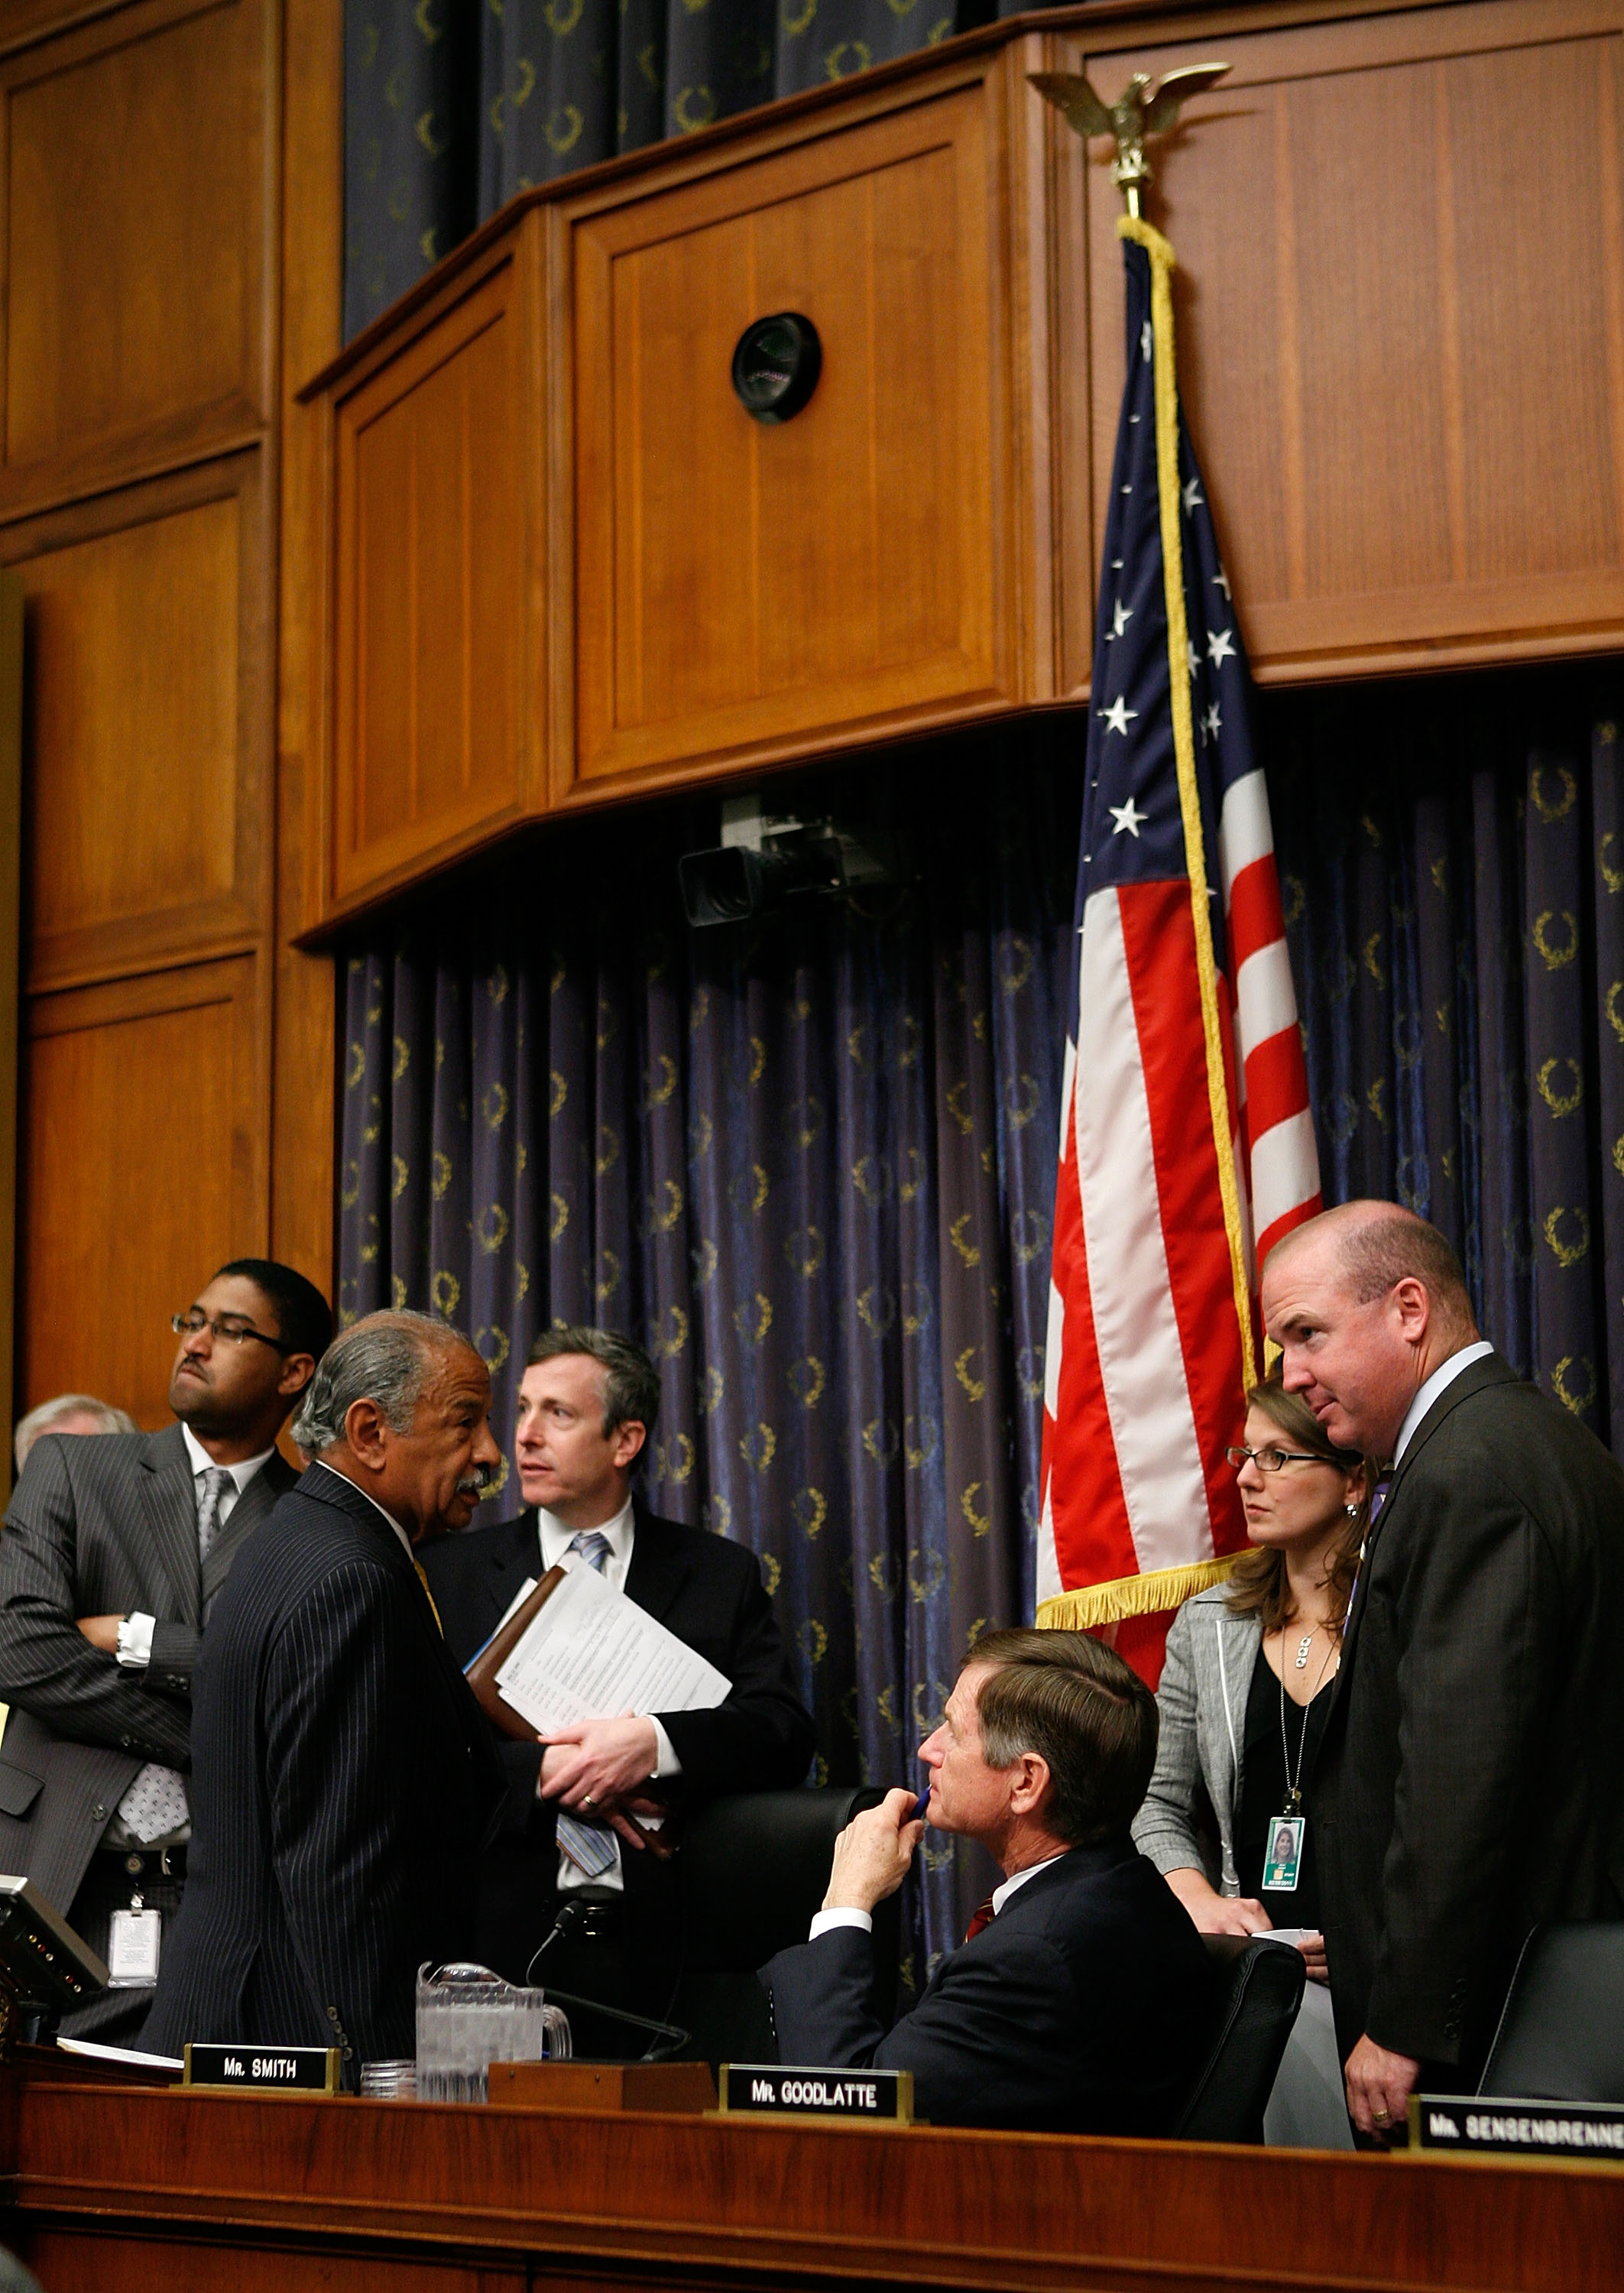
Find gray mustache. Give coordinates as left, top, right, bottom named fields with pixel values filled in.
left=456, top=1463, right=498, bottom=1495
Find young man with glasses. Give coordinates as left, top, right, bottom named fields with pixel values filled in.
left=0, top=1259, right=330, bottom=2040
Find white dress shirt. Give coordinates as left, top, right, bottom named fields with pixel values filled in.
left=115, top=1428, right=279, bottom=1669
left=808, top=1848, right=1068, bottom=1940
left=536, top=1499, right=681, bottom=1893
left=1392, top=1339, right=1494, bottom=1465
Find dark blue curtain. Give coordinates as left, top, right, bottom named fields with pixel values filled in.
left=335, top=663, right=1624, bottom=1974
left=342, top=0, right=1050, bottom=339
left=337, top=732, right=1078, bottom=1974
left=1270, top=667, right=1624, bottom=1448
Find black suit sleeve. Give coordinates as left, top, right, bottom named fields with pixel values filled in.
left=1367, top=1476, right=1562, bottom=2061
left=261, top=1559, right=429, bottom=2068
left=655, top=1552, right=814, bottom=1795
left=146, top=1620, right=201, bottom=1687
left=764, top=1927, right=1079, bottom=2129
left=0, top=1441, right=191, bottom=1763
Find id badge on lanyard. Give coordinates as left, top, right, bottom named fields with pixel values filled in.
left=108, top=1895, right=162, bottom=1986
left=1263, top=1815, right=1305, bottom=1893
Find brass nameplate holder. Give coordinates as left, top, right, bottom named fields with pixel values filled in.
left=717, top=2063, right=913, bottom=2124
left=183, top=2042, right=340, bottom=2093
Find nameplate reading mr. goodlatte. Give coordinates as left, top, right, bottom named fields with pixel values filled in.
left=720, top=2064, right=912, bottom=2123
left=183, top=2043, right=339, bottom=2093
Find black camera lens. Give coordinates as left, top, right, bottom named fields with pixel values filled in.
left=731, top=313, right=822, bottom=424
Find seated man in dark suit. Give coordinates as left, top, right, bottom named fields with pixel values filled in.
left=423, top=1325, right=815, bottom=2038
left=145, top=1312, right=507, bottom=2079
left=764, top=1628, right=1218, bottom=2134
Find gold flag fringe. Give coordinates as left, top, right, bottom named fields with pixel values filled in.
left=1036, top=1554, right=1236, bottom=1633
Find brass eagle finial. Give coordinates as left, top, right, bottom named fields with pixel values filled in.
left=1029, top=63, right=1230, bottom=218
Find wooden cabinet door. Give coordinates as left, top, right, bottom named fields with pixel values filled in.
left=569, top=79, right=1012, bottom=795
left=1080, top=0, right=1624, bottom=683
left=330, top=249, right=534, bottom=909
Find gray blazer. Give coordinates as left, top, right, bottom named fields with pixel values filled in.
left=0, top=1425, right=295, bottom=1918
left=1131, top=1584, right=1260, bottom=1896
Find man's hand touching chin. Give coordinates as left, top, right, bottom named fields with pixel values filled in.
left=822, top=1789, right=925, bottom=1914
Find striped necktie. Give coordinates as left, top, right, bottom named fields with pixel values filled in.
left=964, top=1895, right=997, bottom=1943
left=554, top=1530, right=620, bottom=1879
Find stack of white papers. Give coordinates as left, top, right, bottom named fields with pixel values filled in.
left=495, top=1562, right=731, bottom=1734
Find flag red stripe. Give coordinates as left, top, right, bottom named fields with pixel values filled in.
left=1243, top=1026, right=1311, bottom=1146
left=1227, top=851, right=1285, bottom=976
left=1042, top=1142, right=1139, bottom=1594
left=1117, top=881, right=1250, bottom=1558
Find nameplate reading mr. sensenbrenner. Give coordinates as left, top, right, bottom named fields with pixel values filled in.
left=1409, top=2094, right=1624, bottom=2162
left=183, top=2043, right=340, bottom=2093
left=718, top=2064, right=913, bottom=2123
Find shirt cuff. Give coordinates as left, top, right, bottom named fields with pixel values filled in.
left=650, top=1718, right=682, bottom=1779
left=809, top=1907, right=873, bottom=1941
left=115, top=1614, right=155, bottom=1669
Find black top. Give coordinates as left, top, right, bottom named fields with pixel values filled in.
left=1236, top=1641, right=1335, bottom=1929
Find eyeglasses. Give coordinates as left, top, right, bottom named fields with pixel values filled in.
left=1225, top=1444, right=1333, bottom=1474
left=171, top=1313, right=288, bottom=1354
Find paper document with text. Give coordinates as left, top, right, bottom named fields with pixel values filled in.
left=494, top=1558, right=730, bottom=1733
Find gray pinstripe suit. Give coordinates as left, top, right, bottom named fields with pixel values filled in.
left=144, top=1466, right=505, bottom=2076
left=0, top=1425, right=297, bottom=2018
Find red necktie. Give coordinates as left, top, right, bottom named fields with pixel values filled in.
left=964, top=1896, right=996, bottom=1943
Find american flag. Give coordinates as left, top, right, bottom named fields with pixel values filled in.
left=1035, top=220, right=1321, bottom=1663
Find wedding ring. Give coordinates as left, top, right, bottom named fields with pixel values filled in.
left=582, top=1795, right=595, bottom=1810
left=1373, top=2108, right=1391, bottom=2125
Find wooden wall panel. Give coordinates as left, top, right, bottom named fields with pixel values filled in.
left=569, top=79, right=1009, bottom=793
left=0, top=0, right=268, bottom=511
left=331, top=256, right=527, bottom=906
left=18, top=955, right=265, bottom=1427
left=3, top=452, right=268, bottom=991
left=270, top=0, right=340, bottom=1294
left=1078, top=0, right=1624, bottom=680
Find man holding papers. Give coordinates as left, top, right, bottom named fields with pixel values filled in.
left=423, top=1325, right=814, bottom=2029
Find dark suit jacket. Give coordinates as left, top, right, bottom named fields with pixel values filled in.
left=1317, top=1351, right=1624, bottom=2075
left=763, top=1837, right=1218, bottom=2135
left=144, top=1468, right=505, bottom=2074
left=0, top=1426, right=297, bottom=1918
left=421, top=1499, right=815, bottom=1981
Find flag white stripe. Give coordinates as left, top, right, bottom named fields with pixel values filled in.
left=1250, top=1108, right=1321, bottom=1237
left=1075, top=890, right=1214, bottom=1577
left=1042, top=1277, right=1065, bottom=1419
left=1217, top=769, right=1273, bottom=909
left=1235, top=940, right=1298, bottom=1063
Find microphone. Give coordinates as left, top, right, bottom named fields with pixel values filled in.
left=525, top=1898, right=690, bottom=2061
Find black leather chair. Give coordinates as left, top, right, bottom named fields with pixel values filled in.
left=1171, top=1935, right=1306, bottom=2142
left=670, top=1785, right=898, bottom=2068
left=1477, top=1923, right=1624, bottom=2103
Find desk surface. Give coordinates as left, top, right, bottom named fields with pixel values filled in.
left=2, top=2062, right=1622, bottom=2293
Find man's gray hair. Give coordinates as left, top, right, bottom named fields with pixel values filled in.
left=291, top=1311, right=471, bottom=1456
left=526, top=1325, right=660, bottom=1442
left=14, top=1393, right=137, bottom=1475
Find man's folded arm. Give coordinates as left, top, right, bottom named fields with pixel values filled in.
left=655, top=1564, right=815, bottom=1792
left=0, top=1443, right=191, bottom=1761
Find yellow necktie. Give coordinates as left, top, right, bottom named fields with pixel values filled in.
left=413, top=1558, right=444, bottom=1636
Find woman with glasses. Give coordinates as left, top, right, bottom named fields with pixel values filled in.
left=1132, top=1375, right=1375, bottom=2145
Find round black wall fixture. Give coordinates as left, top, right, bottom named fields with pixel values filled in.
left=731, top=313, right=822, bottom=424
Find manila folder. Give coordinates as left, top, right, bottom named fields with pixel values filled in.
left=464, top=1565, right=568, bottom=1741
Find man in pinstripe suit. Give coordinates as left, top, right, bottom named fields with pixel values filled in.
left=145, top=1313, right=506, bottom=2078
left=0, top=1259, right=329, bottom=2039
